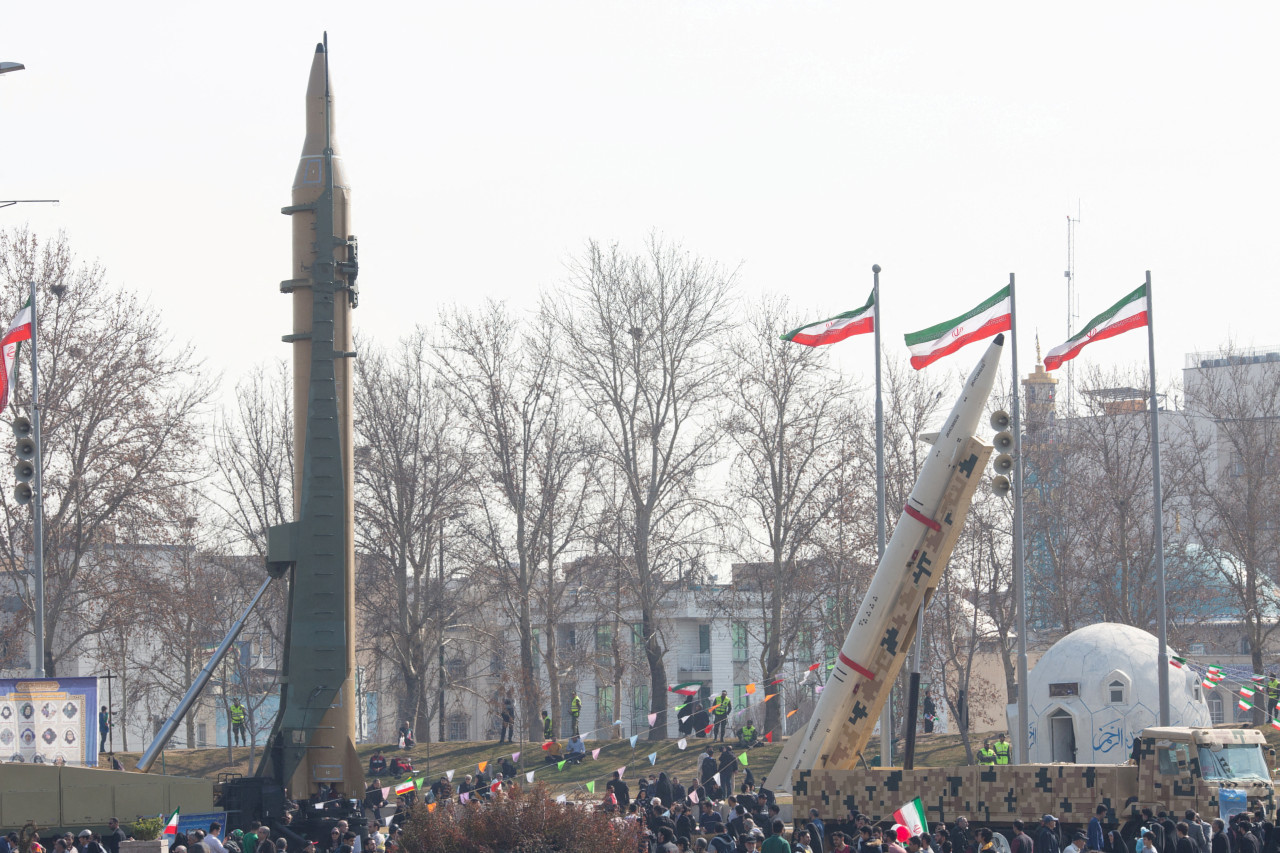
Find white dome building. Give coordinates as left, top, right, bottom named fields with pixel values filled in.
left=1006, top=622, right=1210, bottom=764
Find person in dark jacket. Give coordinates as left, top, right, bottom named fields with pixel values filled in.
left=606, top=770, right=629, bottom=807
left=1210, top=821, right=1230, bottom=853
left=1177, top=824, right=1199, bottom=853
left=1035, top=816, right=1060, bottom=853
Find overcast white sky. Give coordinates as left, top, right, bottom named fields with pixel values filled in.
left=3, top=2, right=1278, bottom=408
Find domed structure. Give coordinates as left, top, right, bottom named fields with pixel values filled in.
left=1006, top=622, right=1210, bottom=764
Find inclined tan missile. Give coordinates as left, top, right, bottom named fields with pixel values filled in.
left=764, top=335, right=1002, bottom=793
left=260, top=37, right=363, bottom=798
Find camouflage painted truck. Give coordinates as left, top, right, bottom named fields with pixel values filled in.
left=791, top=726, right=1276, bottom=830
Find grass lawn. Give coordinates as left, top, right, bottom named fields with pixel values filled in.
left=111, top=730, right=986, bottom=795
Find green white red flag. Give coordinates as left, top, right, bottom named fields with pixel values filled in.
left=394, top=778, right=416, bottom=795
left=1238, top=698, right=1254, bottom=712
left=0, top=299, right=33, bottom=412
left=893, top=796, right=929, bottom=837
left=780, top=291, right=874, bottom=347
left=904, top=286, right=1010, bottom=370
left=162, top=808, right=180, bottom=836
left=669, top=682, right=701, bottom=697
left=1043, top=284, right=1148, bottom=371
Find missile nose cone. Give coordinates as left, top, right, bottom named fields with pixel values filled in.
left=993, top=333, right=1005, bottom=346
left=316, top=42, right=325, bottom=53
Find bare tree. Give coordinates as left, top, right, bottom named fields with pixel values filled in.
left=723, top=297, right=854, bottom=737
left=353, top=330, right=469, bottom=741
left=0, top=228, right=212, bottom=676
left=550, top=237, right=733, bottom=740
left=438, top=301, right=597, bottom=740
left=1181, top=347, right=1280, bottom=704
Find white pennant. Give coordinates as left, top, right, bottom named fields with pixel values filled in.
left=689, top=789, right=699, bottom=804
left=713, top=772, right=720, bottom=785
left=592, top=748, right=601, bottom=759
left=647, top=712, right=658, bottom=726
left=680, top=715, right=689, bottom=724
left=526, top=771, right=535, bottom=783
left=556, top=794, right=567, bottom=803
left=678, top=738, right=688, bottom=750
left=511, top=751, right=520, bottom=762
left=381, top=786, right=391, bottom=798
left=629, top=734, right=638, bottom=747
left=383, top=816, right=394, bottom=827
left=446, top=769, right=455, bottom=781
left=648, top=751, right=657, bottom=765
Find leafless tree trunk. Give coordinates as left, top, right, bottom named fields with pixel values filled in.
left=1181, top=346, right=1280, bottom=720
left=0, top=228, right=212, bottom=677
left=439, top=301, right=596, bottom=741
left=723, top=296, right=853, bottom=737
left=354, top=330, right=469, bottom=742
left=550, top=236, right=733, bottom=741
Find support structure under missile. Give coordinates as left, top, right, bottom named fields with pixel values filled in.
left=765, top=335, right=1003, bottom=794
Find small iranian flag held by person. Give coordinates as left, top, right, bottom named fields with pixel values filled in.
left=162, top=808, right=180, bottom=836
left=894, top=796, right=929, bottom=837
left=1043, top=284, right=1148, bottom=371
left=904, top=286, right=1010, bottom=370
left=780, top=291, right=875, bottom=347
left=669, top=682, right=701, bottom=697
left=394, top=778, right=416, bottom=796
left=0, top=299, right=33, bottom=412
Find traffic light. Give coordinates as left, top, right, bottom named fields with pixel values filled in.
left=990, top=410, right=1013, bottom=497
left=12, top=416, right=34, bottom=505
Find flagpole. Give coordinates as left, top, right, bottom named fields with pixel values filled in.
left=28, top=279, right=46, bottom=678
left=873, top=264, right=891, bottom=768
left=1146, top=270, right=1170, bottom=726
left=1010, top=273, right=1029, bottom=764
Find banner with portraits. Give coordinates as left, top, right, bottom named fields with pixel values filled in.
left=0, top=677, right=99, bottom=766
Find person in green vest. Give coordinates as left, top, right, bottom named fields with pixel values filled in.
left=1267, top=673, right=1280, bottom=717
left=541, top=709, right=553, bottom=740
left=977, top=738, right=996, bottom=765
left=993, top=733, right=1012, bottom=765
left=712, top=690, right=732, bottom=742
left=741, top=722, right=758, bottom=748
left=229, top=699, right=247, bottom=746
left=570, top=692, right=582, bottom=736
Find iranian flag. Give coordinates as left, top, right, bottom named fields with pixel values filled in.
left=1238, top=698, right=1254, bottom=712
left=162, top=808, right=180, bottom=837
left=0, top=299, right=33, bottom=413
left=669, top=682, right=701, bottom=697
left=904, top=286, right=1010, bottom=370
left=780, top=291, right=874, bottom=347
left=1170, top=656, right=1187, bottom=669
left=1043, top=284, right=1148, bottom=371
left=394, top=778, right=416, bottom=795
left=893, top=796, right=929, bottom=837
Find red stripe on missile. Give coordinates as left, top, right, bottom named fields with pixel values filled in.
left=904, top=503, right=942, bottom=532
left=839, top=652, right=875, bottom=680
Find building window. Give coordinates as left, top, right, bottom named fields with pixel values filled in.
left=596, top=624, right=613, bottom=654
left=633, top=623, right=646, bottom=646
left=447, top=715, right=468, bottom=742
left=1048, top=682, right=1079, bottom=698
left=1108, top=680, right=1125, bottom=704
left=599, top=686, right=614, bottom=725
left=1189, top=643, right=1206, bottom=655
left=1207, top=693, right=1224, bottom=725
left=447, top=658, right=467, bottom=681
left=197, top=722, right=207, bottom=748
left=567, top=628, right=577, bottom=647
left=734, top=684, right=751, bottom=711
left=732, top=623, right=749, bottom=663
left=698, top=624, right=712, bottom=655
left=632, top=685, right=649, bottom=729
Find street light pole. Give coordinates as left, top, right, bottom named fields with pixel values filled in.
left=29, top=279, right=46, bottom=677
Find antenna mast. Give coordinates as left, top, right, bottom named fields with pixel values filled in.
left=1064, top=203, right=1081, bottom=411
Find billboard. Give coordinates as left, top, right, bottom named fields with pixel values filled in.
left=0, top=677, right=99, bottom=766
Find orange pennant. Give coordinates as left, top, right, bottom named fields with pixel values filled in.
left=478, top=760, right=488, bottom=773
left=763, top=693, right=776, bottom=702
left=427, top=802, right=437, bottom=812
left=786, top=709, right=797, bottom=718
left=745, top=683, right=756, bottom=695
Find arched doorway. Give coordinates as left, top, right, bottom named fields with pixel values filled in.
left=1049, top=709, right=1077, bottom=763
